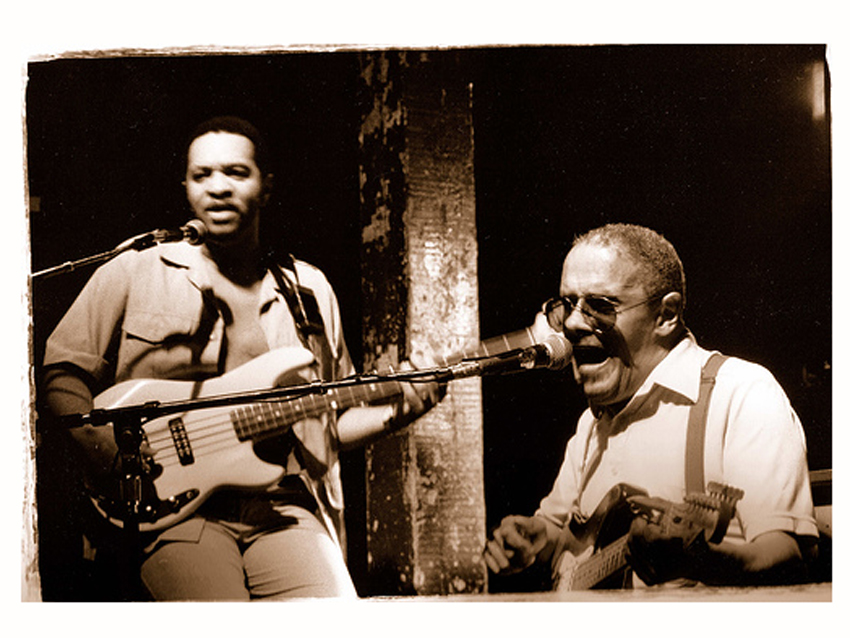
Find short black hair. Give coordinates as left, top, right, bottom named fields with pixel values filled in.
left=184, top=115, right=271, bottom=174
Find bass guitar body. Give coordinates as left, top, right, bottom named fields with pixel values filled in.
left=90, top=347, right=317, bottom=532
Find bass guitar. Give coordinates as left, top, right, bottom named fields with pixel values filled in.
left=90, top=326, right=553, bottom=532
left=552, top=481, right=744, bottom=590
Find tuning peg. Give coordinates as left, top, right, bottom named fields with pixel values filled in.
left=706, top=481, right=745, bottom=505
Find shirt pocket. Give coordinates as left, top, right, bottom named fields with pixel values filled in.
left=117, top=310, right=221, bottom=381
left=123, top=311, right=201, bottom=345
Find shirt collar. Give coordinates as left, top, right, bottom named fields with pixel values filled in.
left=158, top=241, right=202, bottom=270
left=588, top=331, right=702, bottom=421
left=638, top=330, right=703, bottom=404
left=157, top=243, right=280, bottom=308
left=158, top=242, right=209, bottom=289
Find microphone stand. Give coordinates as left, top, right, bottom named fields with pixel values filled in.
left=61, top=365, right=460, bottom=601
left=32, top=227, right=190, bottom=598
left=32, top=230, right=174, bottom=281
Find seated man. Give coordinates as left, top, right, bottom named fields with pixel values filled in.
left=483, top=223, right=818, bottom=589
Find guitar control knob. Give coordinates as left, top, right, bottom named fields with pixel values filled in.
left=163, top=489, right=199, bottom=515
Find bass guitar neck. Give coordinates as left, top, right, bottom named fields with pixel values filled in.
left=91, top=324, right=551, bottom=532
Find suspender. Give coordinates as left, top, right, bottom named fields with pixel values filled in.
left=685, top=353, right=728, bottom=494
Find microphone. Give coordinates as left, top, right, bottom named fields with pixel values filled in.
left=116, top=219, right=208, bottom=252
left=33, top=220, right=209, bottom=280
left=446, top=334, right=572, bottom=380
left=148, top=219, right=208, bottom=246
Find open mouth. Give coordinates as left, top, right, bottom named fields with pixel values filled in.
left=572, top=344, right=611, bottom=367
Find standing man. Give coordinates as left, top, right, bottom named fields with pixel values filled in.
left=41, top=116, right=443, bottom=600
left=483, top=223, right=818, bottom=588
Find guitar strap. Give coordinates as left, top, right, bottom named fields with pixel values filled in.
left=685, top=353, right=728, bottom=494
left=270, top=257, right=328, bottom=359
left=269, top=257, right=333, bottom=475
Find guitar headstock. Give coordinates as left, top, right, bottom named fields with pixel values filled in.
left=688, top=482, right=744, bottom=544
left=628, top=482, right=745, bottom=548
left=705, top=481, right=745, bottom=507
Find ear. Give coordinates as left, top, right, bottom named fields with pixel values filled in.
left=655, top=291, right=683, bottom=337
left=261, top=172, right=275, bottom=206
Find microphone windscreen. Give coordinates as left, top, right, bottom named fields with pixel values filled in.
left=543, top=333, right=573, bottom=370
left=184, top=219, right=208, bottom=245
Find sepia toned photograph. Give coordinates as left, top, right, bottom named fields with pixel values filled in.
left=22, top=41, right=831, bottom=610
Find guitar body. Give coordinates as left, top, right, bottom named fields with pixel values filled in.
left=571, top=483, right=645, bottom=552
left=554, top=483, right=647, bottom=590
left=91, top=346, right=316, bottom=532
left=553, top=481, right=743, bottom=591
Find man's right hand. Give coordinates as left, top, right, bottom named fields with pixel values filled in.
left=482, top=515, right=550, bottom=575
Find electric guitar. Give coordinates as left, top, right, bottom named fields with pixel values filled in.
left=552, top=481, right=744, bottom=590
left=90, top=326, right=548, bottom=532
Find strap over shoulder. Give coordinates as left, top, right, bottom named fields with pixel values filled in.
left=270, top=259, right=326, bottom=345
left=685, top=353, right=729, bottom=494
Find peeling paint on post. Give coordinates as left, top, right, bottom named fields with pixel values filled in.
left=358, top=50, right=487, bottom=597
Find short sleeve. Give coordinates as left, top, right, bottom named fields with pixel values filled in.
left=711, top=361, right=818, bottom=541
left=43, top=252, right=133, bottom=381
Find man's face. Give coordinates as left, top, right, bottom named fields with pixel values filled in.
left=559, top=242, right=667, bottom=410
left=185, top=131, right=269, bottom=244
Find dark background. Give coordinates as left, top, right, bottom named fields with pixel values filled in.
left=26, top=45, right=831, bottom=599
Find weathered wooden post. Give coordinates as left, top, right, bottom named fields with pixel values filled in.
left=357, top=50, right=486, bottom=596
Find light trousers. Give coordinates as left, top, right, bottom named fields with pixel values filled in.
left=139, top=503, right=357, bottom=601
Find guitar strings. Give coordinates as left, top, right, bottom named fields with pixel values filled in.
left=139, top=377, right=403, bottom=469
left=131, top=333, right=531, bottom=467
left=144, top=385, right=378, bottom=467
left=145, top=401, right=312, bottom=467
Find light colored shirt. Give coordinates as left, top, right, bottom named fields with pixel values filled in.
left=44, top=242, right=354, bottom=546
left=537, top=334, right=818, bottom=546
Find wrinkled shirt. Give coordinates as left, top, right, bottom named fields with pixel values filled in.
left=44, top=242, right=354, bottom=547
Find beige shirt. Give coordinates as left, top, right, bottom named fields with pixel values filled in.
left=45, top=242, right=354, bottom=547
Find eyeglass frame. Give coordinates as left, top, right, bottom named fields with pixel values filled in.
left=543, top=290, right=670, bottom=334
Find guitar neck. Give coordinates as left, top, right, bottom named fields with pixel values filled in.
left=439, top=326, right=538, bottom=365
left=230, top=326, right=541, bottom=442
left=567, top=535, right=630, bottom=591
left=230, top=379, right=403, bottom=442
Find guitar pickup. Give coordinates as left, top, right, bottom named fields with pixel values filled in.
left=168, top=416, right=195, bottom=466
